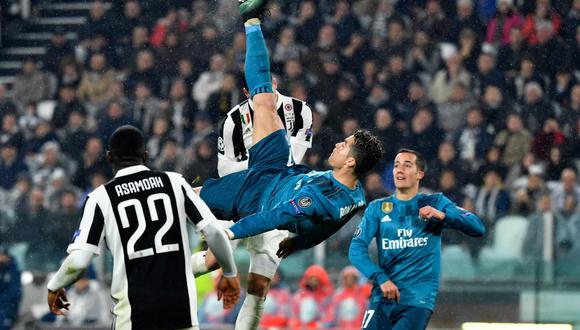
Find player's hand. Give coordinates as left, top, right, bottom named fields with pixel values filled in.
left=380, top=280, right=400, bottom=303
left=47, top=288, right=70, bottom=315
left=276, top=237, right=297, bottom=258
left=419, top=206, right=445, bottom=221
left=217, top=275, right=241, bottom=310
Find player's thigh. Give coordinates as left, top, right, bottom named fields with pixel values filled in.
left=246, top=229, right=290, bottom=279
left=361, top=301, right=391, bottom=330
left=252, top=93, right=285, bottom=145
left=200, top=170, right=250, bottom=219
left=247, top=129, right=291, bottom=170
left=391, top=305, right=432, bottom=330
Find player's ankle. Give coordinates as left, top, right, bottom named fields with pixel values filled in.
left=244, top=18, right=261, bottom=26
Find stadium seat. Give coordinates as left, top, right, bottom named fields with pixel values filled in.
left=441, top=245, right=476, bottom=280
left=478, top=215, right=529, bottom=279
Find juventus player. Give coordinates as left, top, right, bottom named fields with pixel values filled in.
left=217, top=76, right=313, bottom=176
left=47, top=125, right=240, bottom=330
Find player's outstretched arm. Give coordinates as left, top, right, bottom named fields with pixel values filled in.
left=47, top=249, right=94, bottom=315
left=277, top=218, right=349, bottom=258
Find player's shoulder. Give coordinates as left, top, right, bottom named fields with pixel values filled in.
left=163, top=171, right=186, bottom=183
left=280, top=94, right=312, bottom=111
left=225, top=99, right=250, bottom=117
left=367, top=195, right=394, bottom=209
left=419, top=192, right=451, bottom=206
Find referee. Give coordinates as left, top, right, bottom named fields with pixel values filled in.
left=47, top=125, right=240, bottom=330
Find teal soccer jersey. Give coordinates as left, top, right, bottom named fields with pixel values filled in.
left=229, top=169, right=366, bottom=248
left=349, top=193, right=485, bottom=311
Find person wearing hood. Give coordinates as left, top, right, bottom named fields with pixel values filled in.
left=323, top=266, right=370, bottom=330
left=288, top=264, right=334, bottom=329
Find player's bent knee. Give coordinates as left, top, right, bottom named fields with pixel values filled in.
left=247, top=273, right=272, bottom=297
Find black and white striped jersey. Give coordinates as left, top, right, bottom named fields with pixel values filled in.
left=68, top=165, right=214, bottom=330
left=217, top=92, right=313, bottom=177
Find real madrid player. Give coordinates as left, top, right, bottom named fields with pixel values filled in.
left=349, top=149, right=485, bottom=330
left=194, top=0, right=384, bottom=328
left=193, top=65, right=313, bottom=330
left=47, top=125, right=240, bottom=330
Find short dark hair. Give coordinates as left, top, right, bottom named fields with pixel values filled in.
left=351, top=130, right=384, bottom=177
left=396, top=148, right=426, bottom=172
left=109, top=125, right=145, bottom=161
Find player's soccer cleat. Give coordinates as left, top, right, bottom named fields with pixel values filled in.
left=238, top=0, right=269, bottom=21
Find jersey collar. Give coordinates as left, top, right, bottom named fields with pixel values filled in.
left=114, top=165, right=150, bottom=178
left=248, top=90, right=283, bottom=110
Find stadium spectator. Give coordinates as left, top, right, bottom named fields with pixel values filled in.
left=494, top=113, right=532, bottom=167
left=404, top=107, right=444, bottom=160
left=545, top=147, right=573, bottom=182
left=473, top=53, right=507, bottom=97
left=0, top=84, right=16, bottom=113
left=59, top=110, right=91, bottom=157
left=561, top=84, right=580, bottom=136
left=427, top=142, right=466, bottom=189
left=551, top=168, right=580, bottom=213
left=291, top=0, right=324, bottom=47
left=523, top=194, right=580, bottom=272
left=497, top=26, right=529, bottom=77
left=157, top=31, right=188, bottom=78
left=115, top=0, right=147, bottom=46
left=128, top=82, right=160, bottom=136
left=149, top=7, right=188, bottom=48
left=364, top=171, right=389, bottom=202
left=72, top=137, right=109, bottom=189
left=418, top=0, right=453, bottom=43
left=512, top=164, right=548, bottom=214
left=124, top=49, right=160, bottom=97
left=153, top=137, right=186, bottom=173
left=1, top=111, right=26, bottom=151
left=532, top=119, right=566, bottom=160
left=474, top=169, right=512, bottom=235
left=15, top=188, right=51, bottom=270
left=429, top=50, right=471, bottom=105
left=144, top=117, right=170, bottom=161
left=225, top=32, right=247, bottom=73
left=453, top=106, right=494, bottom=170
left=0, top=246, right=21, bottom=330
left=530, top=20, right=572, bottom=78
left=52, top=85, right=86, bottom=130
left=457, top=28, right=481, bottom=74
left=260, top=271, right=292, bottom=329
left=78, top=0, right=112, bottom=43
left=0, top=141, right=27, bottom=190
left=323, top=266, right=369, bottom=330
left=486, top=0, right=523, bottom=47
left=289, top=264, right=334, bottom=329
left=193, top=53, right=226, bottom=111
left=518, top=82, right=555, bottom=134
left=98, top=101, right=135, bottom=145
left=406, top=29, right=441, bottom=77
left=437, top=81, right=475, bottom=133
left=206, top=72, right=241, bottom=123
left=372, top=107, right=402, bottom=162
left=521, top=0, right=562, bottom=46
left=43, top=29, right=75, bottom=75
left=78, top=53, right=116, bottom=109
left=12, top=58, right=50, bottom=109
left=448, top=0, right=486, bottom=42
left=166, top=79, right=197, bottom=144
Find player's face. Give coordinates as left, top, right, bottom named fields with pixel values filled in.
left=393, top=152, right=424, bottom=190
left=328, top=135, right=355, bottom=169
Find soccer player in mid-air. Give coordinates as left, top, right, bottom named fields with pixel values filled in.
left=349, top=149, right=485, bottom=329
left=193, top=77, right=312, bottom=325
left=47, top=125, right=240, bottom=330
left=194, top=1, right=384, bottom=328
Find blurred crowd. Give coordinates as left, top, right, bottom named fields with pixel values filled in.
left=0, top=0, right=580, bottom=283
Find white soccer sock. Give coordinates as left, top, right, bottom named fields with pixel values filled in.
left=191, top=251, right=209, bottom=277
left=235, top=294, right=265, bottom=330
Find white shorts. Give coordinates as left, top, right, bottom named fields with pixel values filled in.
left=218, top=220, right=289, bottom=279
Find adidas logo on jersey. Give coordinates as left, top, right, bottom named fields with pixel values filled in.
left=381, top=215, right=392, bottom=222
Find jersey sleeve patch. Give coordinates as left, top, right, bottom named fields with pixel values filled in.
left=298, top=196, right=312, bottom=208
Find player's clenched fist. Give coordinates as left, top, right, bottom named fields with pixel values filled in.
left=47, top=288, right=70, bottom=315
left=380, top=280, right=400, bottom=303
left=217, top=275, right=241, bottom=309
left=419, top=206, right=445, bottom=221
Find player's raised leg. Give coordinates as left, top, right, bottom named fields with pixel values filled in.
left=240, top=0, right=284, bottom=145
